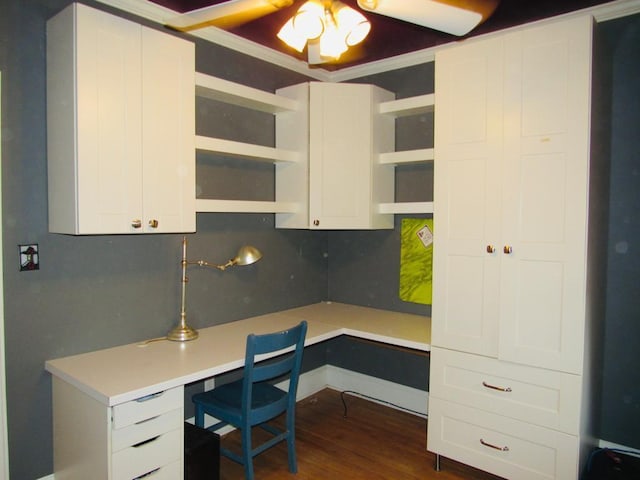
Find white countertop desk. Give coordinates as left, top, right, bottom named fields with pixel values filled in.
left=45, top=302, right=430, bottom=479
left=46, top=301, right=431, bottom=407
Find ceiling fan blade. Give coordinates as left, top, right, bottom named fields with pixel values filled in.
left=165, top=0, right=294, bottom=31
left=357, top=0, right=499, bottom=36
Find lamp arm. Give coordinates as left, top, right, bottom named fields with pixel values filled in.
left=184, top=259, right=235, bottom=271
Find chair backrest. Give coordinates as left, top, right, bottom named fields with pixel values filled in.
left=241, top=321, right=307, bottom=419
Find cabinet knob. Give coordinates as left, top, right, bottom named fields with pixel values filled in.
left=486, top=245, right=495, bottom=254
left=131, top=219, right=142, bottom=229
left=503, top=245, right=513, bottom=254
left=313, top=219, right=320, bottom=226
left=148, top=219, right=159, bottom=229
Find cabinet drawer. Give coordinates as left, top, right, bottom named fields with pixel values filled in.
left=130, top=460, right=181, bottom=480
left=112, top=408, right=182, bottom=452
left=429, top=347, right=581, bottom=433
left=113, top=386, right=183, bottom=429
left=112, top=427, right=182, bottom=480
left=427, top=397, right=578, bottom=480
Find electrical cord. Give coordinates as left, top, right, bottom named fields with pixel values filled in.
left=340, top=390, right=428, bottom=419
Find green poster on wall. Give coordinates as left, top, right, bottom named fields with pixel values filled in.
left=399, top=218, right=433, bottom=305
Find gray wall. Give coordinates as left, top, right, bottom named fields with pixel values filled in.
left=2, top=1, right=638, bottom=477
left=0, top=1, right=325, bottom=477
left=598, top=13, right=640, bottom=449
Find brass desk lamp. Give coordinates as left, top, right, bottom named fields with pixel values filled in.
left=167, top=237, right=262, bottom=342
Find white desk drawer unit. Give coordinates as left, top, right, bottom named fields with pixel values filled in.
left=111, top=386, right=184, bottom=480
left=429, top=347, right=581, bottom=433
left=113, top=386, right=183, bottom=428
left=428, top=398, right=579, bottom=480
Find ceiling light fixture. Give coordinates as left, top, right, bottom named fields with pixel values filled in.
left=277, top=0, right=371, bottom=64
left=357, top=0, right=500, bottom=36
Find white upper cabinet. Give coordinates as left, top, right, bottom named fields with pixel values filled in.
left=276, top=82, right=396, bottom=230
left=432, top=15, right=593, bottom=374
left=47, top=3, right=195, bottom=234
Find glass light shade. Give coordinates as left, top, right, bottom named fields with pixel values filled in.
left=335, top=5, right=370, bottom=46
left=319, top=21, right=348, bottom=59
left=292, top=0, right=325, bottom=40
left=277, top=17, right=308, bottom=52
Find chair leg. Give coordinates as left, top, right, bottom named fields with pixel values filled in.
left=241, top=426, right=254, bottom=480
left=286, top=411, right=297, bottom=473
left=194, top=404, right=204, bottom=428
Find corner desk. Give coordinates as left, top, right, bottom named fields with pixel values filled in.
left=46, top=301, right=431, bottom=480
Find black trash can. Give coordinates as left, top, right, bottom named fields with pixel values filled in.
left=184, top=422, right=220, bottom=480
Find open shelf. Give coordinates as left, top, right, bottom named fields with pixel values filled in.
left=379, top=148, right=434, bottom=165
left=379, top=94, right=434, bottom=117
left=195, top=72, right=300, bottom=114
left=378, top=202, right=434, bottom=215
left=196, top=136, right=299, bottom=164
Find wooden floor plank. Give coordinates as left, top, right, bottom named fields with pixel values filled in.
left=216, top=388, right=504, bottom=480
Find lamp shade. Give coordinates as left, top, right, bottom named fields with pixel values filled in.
left=232, top=245, right=262, bottom=266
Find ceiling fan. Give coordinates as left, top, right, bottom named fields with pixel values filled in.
left=165, top=0, right=500, bottom=63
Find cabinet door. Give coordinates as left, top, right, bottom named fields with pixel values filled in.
left=308, top=83, right=394, bottom=229
left=141, top=28, right=195, bottom=233
left=499, top=17, right=592, bottom=374
left=49, top=4, right=144, bottom=234
left=432, top=37, right=504, bottom=356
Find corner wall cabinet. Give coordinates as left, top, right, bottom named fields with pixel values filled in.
left=275, top=82, right=434, bottom=229
left=428, top=15, right=600, bottom=480
left=47, top=3, right=195, bottom=234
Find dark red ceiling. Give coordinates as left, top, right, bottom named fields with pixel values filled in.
left=150, top=0, right=614, bottom=69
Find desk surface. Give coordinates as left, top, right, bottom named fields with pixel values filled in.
left=46, top=302, right=430, bottom=406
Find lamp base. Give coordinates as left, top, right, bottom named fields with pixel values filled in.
left=166, top=323, right=199, bottom=342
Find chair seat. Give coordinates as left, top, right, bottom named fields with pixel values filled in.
left=193, top=380, right=287, bottom=420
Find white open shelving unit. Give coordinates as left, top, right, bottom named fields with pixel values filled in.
left=195, top=72, right=435, bottom=219
left=377, top=93, right=435, bottom=215
left=195, top=72, right=301, bottom=214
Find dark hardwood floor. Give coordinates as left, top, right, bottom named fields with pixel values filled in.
left=217, top=388, right=504, bottom=480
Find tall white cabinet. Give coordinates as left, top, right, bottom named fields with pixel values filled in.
left=47, top=3, right=195, bottom=234
left=428, top=15, right=603, bottom=480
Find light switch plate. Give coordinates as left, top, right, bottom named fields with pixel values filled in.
left=19, top=244, right=39, bottom=271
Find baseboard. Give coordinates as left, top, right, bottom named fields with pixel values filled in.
left=41, top=366, right=427, bottom=480
left=598, top=439, right=640, bottom=455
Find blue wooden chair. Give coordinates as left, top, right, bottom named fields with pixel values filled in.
left=193, top=320, right=308, bottom=480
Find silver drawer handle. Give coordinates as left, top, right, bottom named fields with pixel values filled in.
left=480, top=438, right=509, bottom=452
left=134, top=467, right=161, bottom=479
left=135, top=415, right=160, bottom=426
left=132, top=435, right=159, bottom=448
left=136, top=391, right=164, bottom=403
left=482, top=381, right=512, bottom=393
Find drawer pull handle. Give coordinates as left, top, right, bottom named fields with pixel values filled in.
left=480, top=438, right=509, bottom=452
left=135, top=391, right=164, bottom=403
left=132, top=435, right=159, bottom=448
left=482, top=381, right=512, bottom=393
left=135, top=415, right=160, bottom=426
left=134, top=467, right=161, bottom=479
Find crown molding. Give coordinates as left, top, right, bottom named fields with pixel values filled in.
left=95, top=0, right=332, bottom=81
left=97, top=0, right=640, bottom=83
